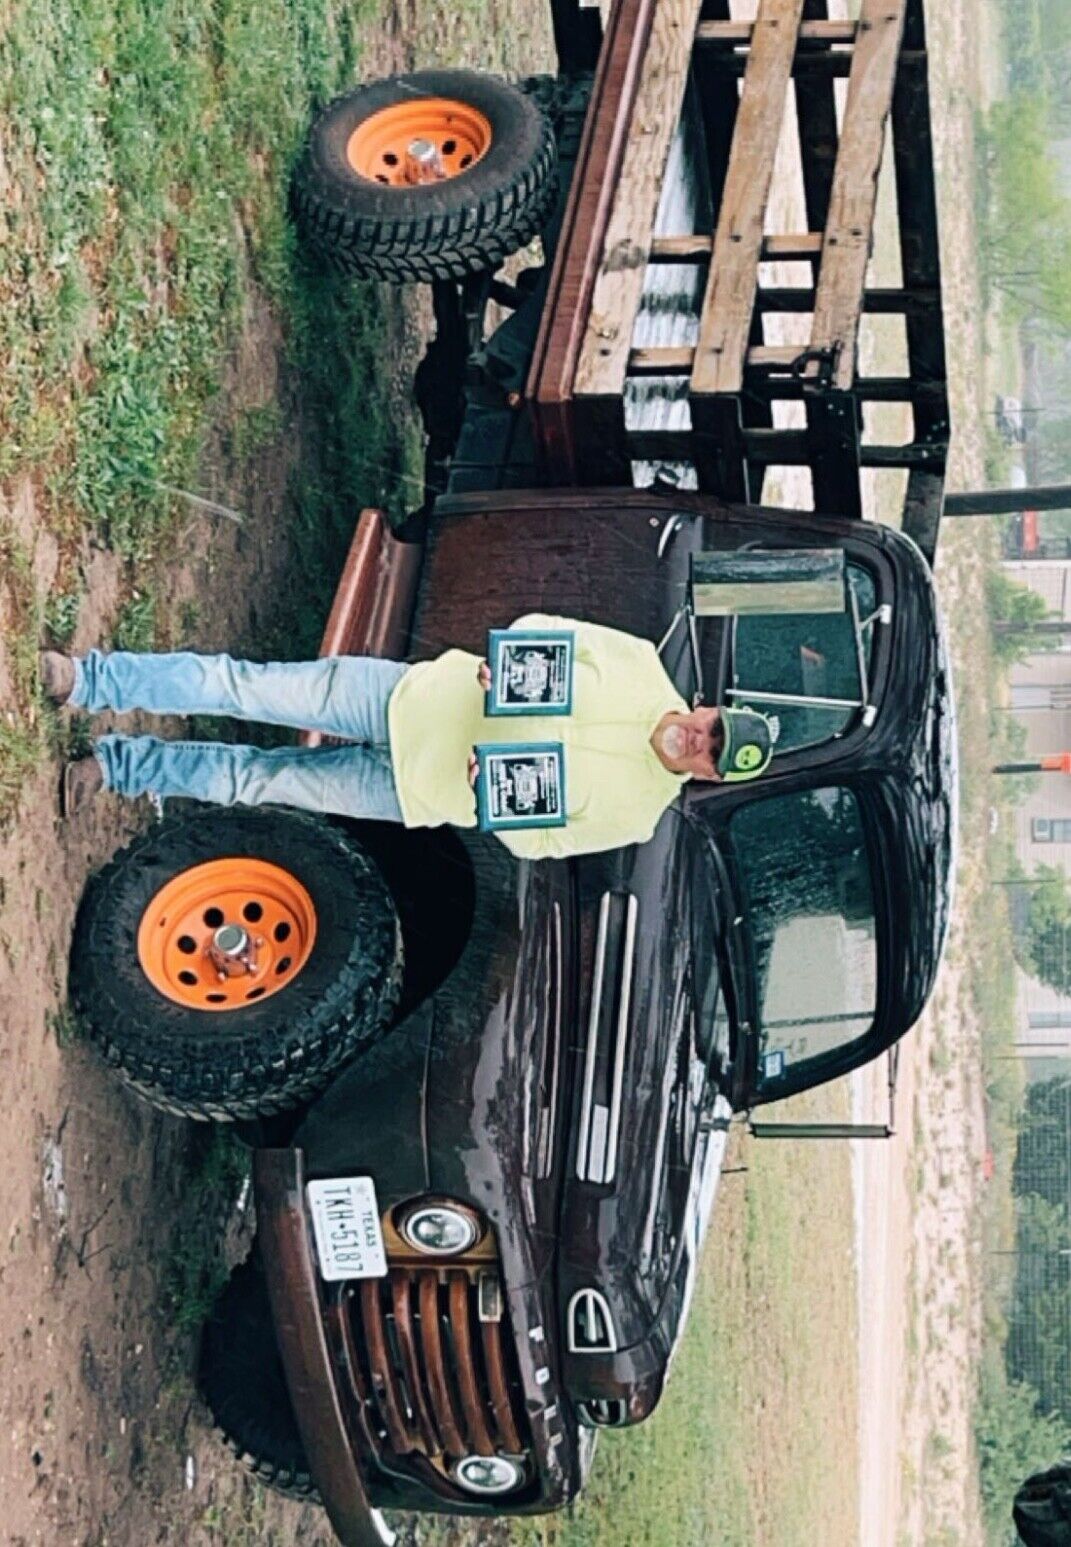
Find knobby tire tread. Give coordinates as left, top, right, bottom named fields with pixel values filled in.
left=292, top=74, right=556, bottom=282
left=200, top=1256, right=321, bottom=1504
left=70, top=809, right=402, bottom=1122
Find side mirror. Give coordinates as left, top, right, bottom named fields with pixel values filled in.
left=690, top=548, right=847, bottom=617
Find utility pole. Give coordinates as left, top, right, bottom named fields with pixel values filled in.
left=994, top=753, right=1071, bottom=776
left=993, top=620, right=1071, bottom=636
left=945, top=485, right=1071, bottom=517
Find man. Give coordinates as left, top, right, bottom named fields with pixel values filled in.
left=45, top=612, right=775, bottom=859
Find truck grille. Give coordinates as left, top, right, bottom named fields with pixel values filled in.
left=345, top=1268, right=527, bottom=1467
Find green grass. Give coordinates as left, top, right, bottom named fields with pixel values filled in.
left=0, top=0, right=392, bottom=816
left=161, top=1127, right=251, bottom=1334
left=0, top=0, right=554, bottom=820
left=505, top=1106, right=858, bottom=1547
left=408, top=1091, right=859, bottom=1547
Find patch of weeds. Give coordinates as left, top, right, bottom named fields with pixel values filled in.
left=228, top=402, right=284, bottom=464
left=929, top=1039, right=953, bottom=1078
left=47, top=1005, right=82, bottom=1048
left=51, top=713, right=95, bottom=762
left=43, top=588, right=83, bottom=647
left=928, top=1430, right=954, bottom=1463
left=0, top=520, right=46, bottom=824
left=198, top=1480, right=273, bottom=1544
left=177, top=600, right=202, bottom=639
left=0, top=721, right=41, bottom=826
left=163, top=1128, right=251, bottom=1335
left=112, top=591, right=157, bottom=652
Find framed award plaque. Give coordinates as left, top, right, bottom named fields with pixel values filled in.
left=474, top=743, right=567, bottom=832
left=485, top=629, right=574, bottom=716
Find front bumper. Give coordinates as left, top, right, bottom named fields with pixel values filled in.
left=254, top=1148, right=396, bottom=1547
left=254, top=1147, right=579, bottom=1532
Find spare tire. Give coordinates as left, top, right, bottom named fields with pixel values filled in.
left=292, top=69, right=556, bottom=282
left=69, top=807, right=402, bottom=1121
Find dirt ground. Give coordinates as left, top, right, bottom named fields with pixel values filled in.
left=855, top=3, right=1004, bottom=1545
left=0, top=14, right=441, bottom=1545
left=0, top=325, right=384, bottom=1547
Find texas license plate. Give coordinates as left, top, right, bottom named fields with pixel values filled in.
left=306, top=1176, right=388, bottom=1282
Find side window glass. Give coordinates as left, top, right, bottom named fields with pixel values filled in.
left=731, top=565, right=877, bottom=752
left=730, top=787, right=877, bottom=1090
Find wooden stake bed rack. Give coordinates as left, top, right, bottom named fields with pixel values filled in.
left=529, top=0, right=950, bottom=562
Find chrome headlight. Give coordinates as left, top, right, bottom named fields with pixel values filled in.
left=398, top=1200, right=480, bottom=1256
left=453, top=1453, right=524, bottom=1494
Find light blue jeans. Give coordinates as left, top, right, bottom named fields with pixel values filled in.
left=72, top=649, right=409, bottom=821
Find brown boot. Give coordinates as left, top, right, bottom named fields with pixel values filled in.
left=39, top=650, right=75, bottom=706
left=61, top=756, right=103, bottom=817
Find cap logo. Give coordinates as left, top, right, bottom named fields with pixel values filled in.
left=735, top=744, right=763, bottom=772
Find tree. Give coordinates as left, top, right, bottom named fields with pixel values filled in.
left=977, top=1371, right=1071, bottom=1539
left=1019, top=865, right=1071, bottom=995
left=981, top=96, right=1071, bottom=335
left=987, top=571, right=1059, bottom=666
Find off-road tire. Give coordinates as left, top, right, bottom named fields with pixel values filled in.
left=69, top=808, right=402, bottom=1121
left=199, top=1254, right=319, bottom=1502
left=292, top=69, right=557, bottom=282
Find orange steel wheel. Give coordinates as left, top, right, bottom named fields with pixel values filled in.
left=137, top=858, right=317, bottom=1013
left=346, top=98, right=493, bottom=186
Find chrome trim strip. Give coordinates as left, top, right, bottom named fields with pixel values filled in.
left=537, top=901, right=563, bottom=1177
left=603, top=892, right=637, bottom=1184
left=576, top=892, right=611, bottom=1179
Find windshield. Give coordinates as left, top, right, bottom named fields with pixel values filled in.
left=731, top=563, right=878, bottom=752
left=730, top=787, right=877, bottom=1095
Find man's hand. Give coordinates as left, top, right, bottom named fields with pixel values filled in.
left=467, top=752, right=480, bottom=788
left=476, top=661, right=492, bottom=691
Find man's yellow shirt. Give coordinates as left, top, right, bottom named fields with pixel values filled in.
left=387, top=613, right=688, bottom=860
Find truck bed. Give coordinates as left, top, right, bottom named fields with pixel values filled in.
left=529, top=0, right=950, bottom=561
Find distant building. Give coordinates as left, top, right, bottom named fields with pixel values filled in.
left=1004, top=557, right=1071, bottom=1060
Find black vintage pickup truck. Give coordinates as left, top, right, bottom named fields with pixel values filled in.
left=69, top=1, right=956, bottom=1542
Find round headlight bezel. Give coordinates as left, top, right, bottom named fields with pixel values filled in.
left=397, top=1199, right=481, bottom=1257
left=452, top=1452, right=524, bottom=1495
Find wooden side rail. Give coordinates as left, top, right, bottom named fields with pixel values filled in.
left=691, top=0, right=806, bottom=400
left=804, top=0, right=908, bottom=391
left=526, top=0, right=949, bottom=548
left=526, top=0, right=661, bottom=481
left=569, top=0, right=705, bottom=481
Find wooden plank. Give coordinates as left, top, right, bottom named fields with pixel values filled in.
left=630, top=346, right=696, bottom=375
left=648, top=232, right=823, bottom=262
left=526, top=0, right=659, bottom=482
left=747, top=344, right=815, bottom=371
left=805, top=0, right=908, bottom=391
left=690, top=0, right=806, bottom=398
left=696, top=18, right=856, bottom=44
left=763, top=232, right=824, bottom=260
left=574, top=0, right=704, bottom=406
